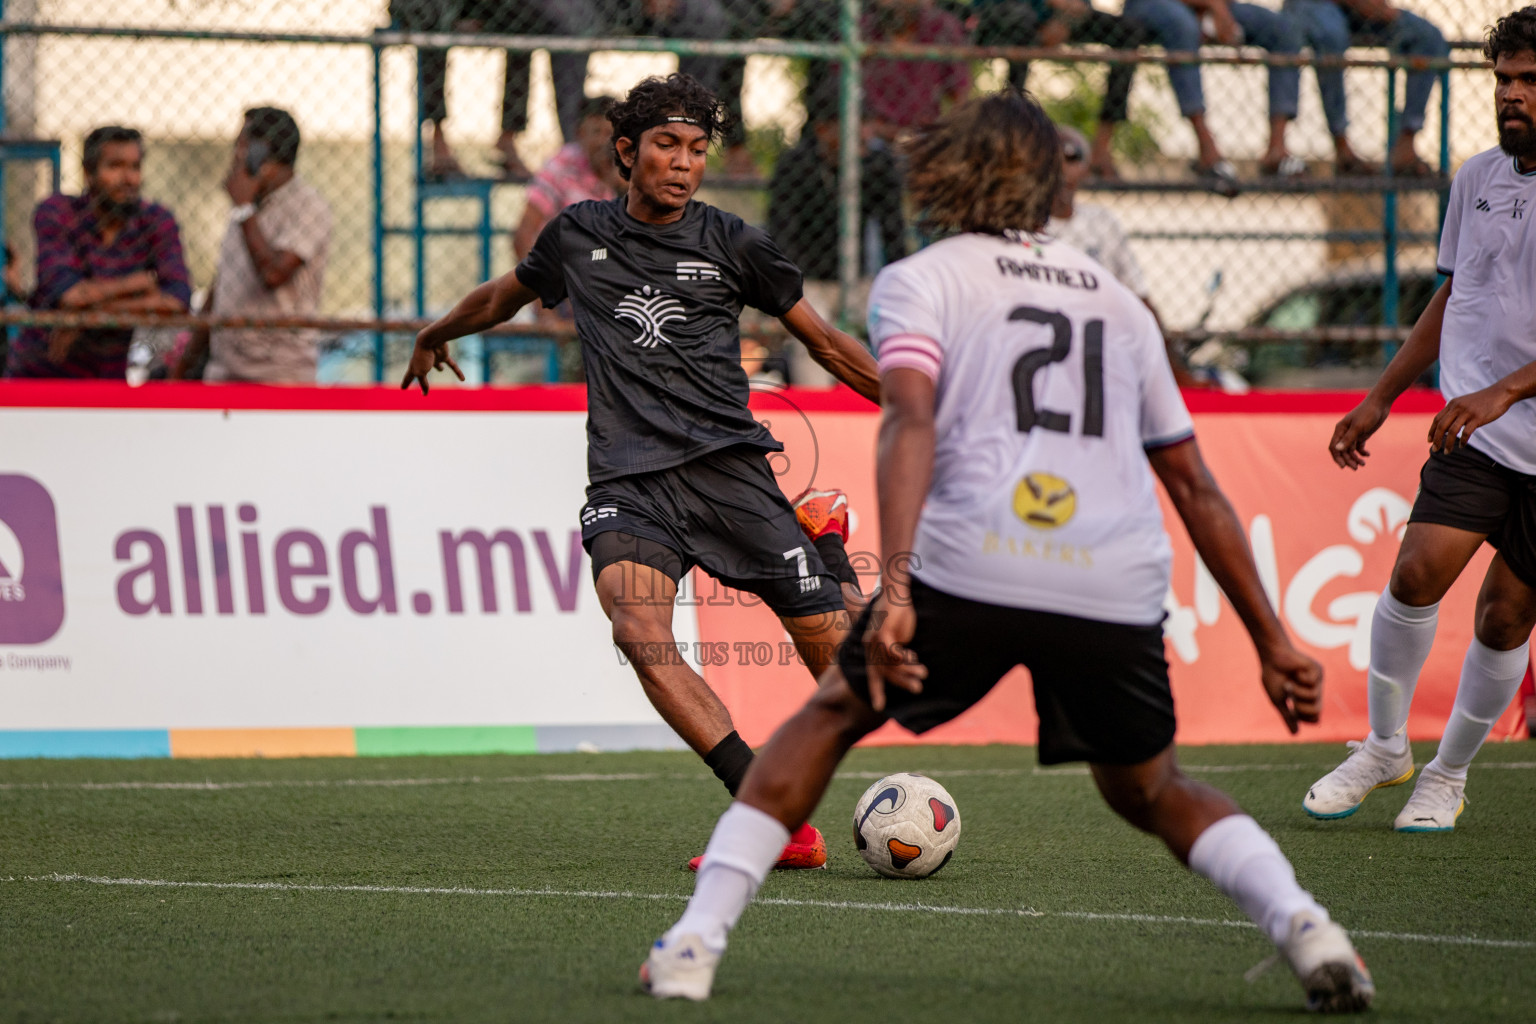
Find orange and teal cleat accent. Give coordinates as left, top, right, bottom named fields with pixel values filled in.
left=791, top=488, right=849, bottom=543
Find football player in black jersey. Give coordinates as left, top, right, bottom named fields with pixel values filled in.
left=404, top=74, right=880, bottom=870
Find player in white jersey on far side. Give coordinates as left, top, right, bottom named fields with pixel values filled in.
left=640, top=91, right=1374, bottom=1013
left=1303, top=7, right=1536, bottom=832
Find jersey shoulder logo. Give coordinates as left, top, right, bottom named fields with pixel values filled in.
left=676, top=261, right=721, bottom=281
left=1475, top=197, right=1492, bottom=212
left=614, top=284, right=686, bottom=348
left=591, top=247, right=608, bottom=261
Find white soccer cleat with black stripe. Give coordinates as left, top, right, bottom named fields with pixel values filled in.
left=639, top=932, right=720, bottom=1001
left=1302, top=736, right=1414, bottom=819
left=1393, top=764, right=1467, bottom=832
left=1278, top=910, right=1375, bottom=1013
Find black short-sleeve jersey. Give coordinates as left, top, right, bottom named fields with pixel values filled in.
left=516, top=197, right=805, bottom=482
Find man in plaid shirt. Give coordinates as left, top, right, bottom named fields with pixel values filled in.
left=4, top=125, right=191, bottom=379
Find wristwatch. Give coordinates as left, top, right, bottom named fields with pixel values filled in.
left=230, top=203, right=258, bottom=224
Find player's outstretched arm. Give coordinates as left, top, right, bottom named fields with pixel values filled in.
left=401, top=271, right=541, bottom=394
left=778, top=299, right=881, bottom=404
left=1330, top=275, right=1451, bottom=469
left=864, top=367, right=935, bottom=711
left=1150, top=438, right=1322, bottom=733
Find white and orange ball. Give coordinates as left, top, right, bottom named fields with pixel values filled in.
left=852, top=773, right=961, bottom=879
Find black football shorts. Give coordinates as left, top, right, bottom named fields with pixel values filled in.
left=581, top=444, right=846, bottom=619
left=838, top=578, right=1176, bottom=765
left=1409, top=443, right=1536, bottom=588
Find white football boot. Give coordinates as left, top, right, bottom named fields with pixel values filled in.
left=1393, top=763, right=1467, bottom=832
left=639, top=932, right=720, bottom=1001
left=1303, top=735, right=1414, bottom=819
left=1278, top=910, right=1376, bottom=1013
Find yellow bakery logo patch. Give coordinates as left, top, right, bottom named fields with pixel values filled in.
left=1013, top=472, right=1076, bottom=529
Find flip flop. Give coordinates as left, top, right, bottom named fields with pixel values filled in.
left=1192, top=159, right=1240, bottom=198
left=1333, top=154, right=1379, bottom=177
left=1390, top=155, right=1437, bottom=179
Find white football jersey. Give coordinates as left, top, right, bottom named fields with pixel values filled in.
left=868, top=232, right=1193, bottom=625
left=1436, top=147, right=1536, bottom=474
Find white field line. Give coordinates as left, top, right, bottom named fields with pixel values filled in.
left=3, top=761, right=1534, bottom=792
left=10, top=873, right=1533, bottom=951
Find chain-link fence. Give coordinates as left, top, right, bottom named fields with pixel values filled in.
left=0, top=0, right=1506, bottom=387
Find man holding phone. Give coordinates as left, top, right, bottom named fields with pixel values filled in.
left=176, top=107, right=332, bottom=382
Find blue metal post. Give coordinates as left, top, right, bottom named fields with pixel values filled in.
left=1383, top=68, right=1400, bottom=334
left=413, top=61, right=426, bottom=319
left=371, top=43, right=385, bottom=381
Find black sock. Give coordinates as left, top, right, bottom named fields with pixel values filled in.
left=814, top=533, right=860, bottom=591
left=703, top=730, right=754, bottom=797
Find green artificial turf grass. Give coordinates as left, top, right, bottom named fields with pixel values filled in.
left=1, top=742, right=1532, bottom=1023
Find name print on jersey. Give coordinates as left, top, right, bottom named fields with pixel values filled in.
left=614, top=285, right=686, bottom=348
left=995, top=256, right=1100, bottom=291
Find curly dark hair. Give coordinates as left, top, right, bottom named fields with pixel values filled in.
left=607, top=73, right=731, bottom=181
left=1485, top=6, right=1536, bottom=63
left=903, top=91, right=1061, bottom=236
left=244, top=106, right=301, bottom=166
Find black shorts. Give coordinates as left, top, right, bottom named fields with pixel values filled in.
left=838, top=579, right=1175, bottom=765
left=1409, top=444, right=1536, bottom=588
left=581, top=444, right=845, bottom=619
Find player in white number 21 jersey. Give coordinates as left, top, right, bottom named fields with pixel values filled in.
left=641, top=92, right=1373, bottom=1013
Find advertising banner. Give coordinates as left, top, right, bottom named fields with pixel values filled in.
left=0, top=384, right=1522, bottom=757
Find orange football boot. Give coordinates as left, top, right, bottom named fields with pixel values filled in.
left=791, top=488, right=849, bottom=543
left=688, top=822, right=827, bottom=872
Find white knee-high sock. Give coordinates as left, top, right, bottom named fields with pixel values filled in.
left=1367, top=589, right=1440, bottom=752
left=1428, top=639, right=1531, bottom=779
left=1188, top=814, right=1326, bottom=946
left=665, top=802, right=789, bottom=952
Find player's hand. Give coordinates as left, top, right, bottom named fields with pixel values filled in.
left=863, top=587, right=926, bottom=713
left=1329, top=397, right=1389, bottom=470
left=1258, top=641, right=1322, bottom=734
left=400, top=331, right=464, bottom=395
left=1428, top=385, right=1513, bottom=454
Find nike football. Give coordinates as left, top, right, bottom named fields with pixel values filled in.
left=852, top=773, right=961, bottom=879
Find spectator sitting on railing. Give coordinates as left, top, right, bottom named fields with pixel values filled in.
left=972, top=0, right=1152, bottom=179
left=767, top=106, right=905, bottom=385
left=1283, top=0, right=1449, bottom=176
left=388, top=0, right=596, bottom=180
left=1047, top=122, right=1198, bottom=386
left=174, top=108, right=332, bottom=384
left=862, top=0, right=972, bottom=140
left=2, top=126, right=191, bottom=380
left=1121, top=0, right=1309, bottom=187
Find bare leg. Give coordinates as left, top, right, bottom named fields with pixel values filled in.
left=1090, top=745, right=1240, bottom=863
left=1389, top=521, right=1486, bottom=607
left=1390, top=128, right=1429, bottom=174
left=596, top=560, right=734, bottom=756
left=1188, top=113, right=1222, bottom=169
left=1089, top=121, right=1119, bottom=179
left=736, top=671, right=885, bottom=829
left=1261, top=114, right=1291, bottom=169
